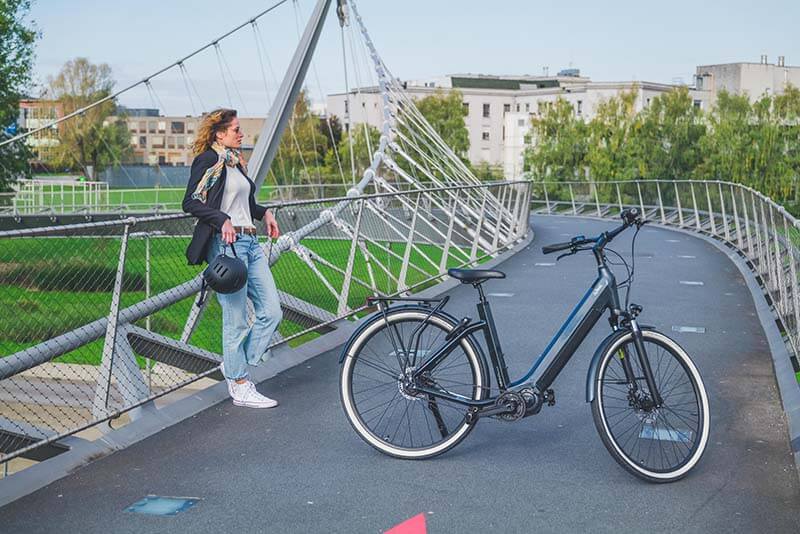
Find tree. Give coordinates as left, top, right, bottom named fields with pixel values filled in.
left=0, top=0, right=38, bottom=190
left=630, top=87, right=705, bottom=180
left=524, top=98, right=588, bottom=182
left=585, top=88, right=639, bottom=183
left=48, top=58, right=131, bottom=177
left=415, top=89, right=470, bottom=161
left=273, top=89, right=330, bottom=184
left=327, top=122, right=380, bottom=182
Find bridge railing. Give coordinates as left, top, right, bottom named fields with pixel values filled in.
left=0, top=180, right=531, bottom=473
left=531, top=179, right=800, bottom=379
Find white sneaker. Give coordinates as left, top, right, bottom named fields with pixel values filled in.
left=230, top=381, right=279, bottom=409
left=219, top=363, right=235, bottom=396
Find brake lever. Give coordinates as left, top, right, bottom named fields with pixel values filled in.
left=556, top=246, right=591, bottom=262
left=556, top=250, right=574, bottom=262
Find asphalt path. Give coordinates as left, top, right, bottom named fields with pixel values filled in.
left=1, top=216, right=798, bottom=533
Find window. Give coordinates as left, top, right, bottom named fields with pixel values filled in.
left=138, top=121, right=146, bottom=132
left=139, top=136, right=147, bottom=147
left=157, top=121, right=166, bottom=133
left=128, top=122, right=137, bottom=133
left=463, top=102, right=469, bottom=115
left=482, top=131, right=490, bottom=141
left=158, top=155, right=166, bottom=165
left=151, top=135, right=165, bottom=148
left=518, top=118, right=525, bottom=127
left=503, top=103, right=511, bottom=113
left=482, top=103, right=490, bottom=118
left=344, top=101, right=349, bottom=113
left=167, top=136, right=175, bottom=149
left=187, top=122, right=195, bottom=134
left=525, top=103, right=530, bottom=112
left=646, top=98, right=651, bottom=107
left=171, top=121, right=185, bottom=134
left=502, top=126, right=505, bottom=140
left=577, top=100, right=583, bottom=115
left=148, top=121, right=156, bottom=133
left=130, top=135, right=137, bottom=146
left=177, top=135, right=186, bottom=148
left=693, top=100, right=702, bottom=109
left=516, top=104, right=520, bottom=112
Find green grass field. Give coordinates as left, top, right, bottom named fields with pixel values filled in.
left=0, top=234, right=480, bottom=367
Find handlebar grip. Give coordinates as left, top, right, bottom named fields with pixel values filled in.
left=542, top=242, right=571, bottom=255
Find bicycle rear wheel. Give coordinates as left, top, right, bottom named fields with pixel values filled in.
left=591, top=330, right=710, bottom=482
left=340, top=308, right=487, bottom=459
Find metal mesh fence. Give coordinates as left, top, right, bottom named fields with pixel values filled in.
left=0, top=181, right=530, bottom=470
left=531, top=179, right=800, bottom=385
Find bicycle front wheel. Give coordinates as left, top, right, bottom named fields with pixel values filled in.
left=591, top=330, right=710, bottom=483
left=340, top=308, right=487, bottom=459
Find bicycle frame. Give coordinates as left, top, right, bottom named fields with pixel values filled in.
left=411, top=264, right=626, bottom=408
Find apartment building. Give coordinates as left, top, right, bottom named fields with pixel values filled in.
left=327, top=72, right=711, bottom=178
left=696, top=55, right=800, bottom=105
left=120, top=110, right=265, bottom=166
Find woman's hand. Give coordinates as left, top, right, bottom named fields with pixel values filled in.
left=221, top=219, right=237, bottom=244
left=264, top=210, right=280, bottom=239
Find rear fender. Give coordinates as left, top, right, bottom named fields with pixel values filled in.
left=338, top=305, right=491, bottom=392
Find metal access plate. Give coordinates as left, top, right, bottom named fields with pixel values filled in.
left=672, top=326, right=706, bottom=333
left=639, top=425, right=692, bottom=444
left=125, top=495, right=200, bottom=516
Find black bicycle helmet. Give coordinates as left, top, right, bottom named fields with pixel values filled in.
left=202, top=244, right=247, bottom=294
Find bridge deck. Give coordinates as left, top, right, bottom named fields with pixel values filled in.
left=0, top=216, right=797, bottom=532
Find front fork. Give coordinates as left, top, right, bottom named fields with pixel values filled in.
left=613, top=309, right=664, bottom=408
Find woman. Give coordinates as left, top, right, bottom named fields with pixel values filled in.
left=183, top=108, right=283, bottom=409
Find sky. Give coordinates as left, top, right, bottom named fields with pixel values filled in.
left=27, top=0, right=800, bottom=117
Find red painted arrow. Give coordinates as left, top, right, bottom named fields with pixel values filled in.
left=385, top=513, right=427, bottom=534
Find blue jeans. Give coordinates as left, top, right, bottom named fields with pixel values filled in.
left=207, top=233, right=283, bottom=381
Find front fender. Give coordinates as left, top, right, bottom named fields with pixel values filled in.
left=585, top=326, right=655, bottom=402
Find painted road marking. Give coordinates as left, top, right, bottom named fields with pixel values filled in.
left=672, top=326, right=706, bottom=333
left=666, top=239, right=681, bottom=243
left=677, top=255, right=696, bottom=259
left=488, top=292, right=514, bottom=298
left=386, top=513, right=427, bottom=534
left=679, top=280, right=704, bottom=286
left=535, top=262, right=555, bottom=267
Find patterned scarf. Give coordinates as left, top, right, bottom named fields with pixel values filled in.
left=191, top=142, right=248, bottom=202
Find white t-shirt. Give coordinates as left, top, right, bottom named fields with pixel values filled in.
left=220, top=165, right=255, bottom=228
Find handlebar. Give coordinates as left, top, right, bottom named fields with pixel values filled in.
left=542, top=208, right=644, bottom=255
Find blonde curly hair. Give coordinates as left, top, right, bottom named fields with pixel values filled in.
left=192, top=108, right=238, bottom=156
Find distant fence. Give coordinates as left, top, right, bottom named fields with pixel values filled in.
left=0, top=181, right=531, bottom=470
left=530, top=179, right=800, bottom=381
left=1, top=181, right=442, bottom=218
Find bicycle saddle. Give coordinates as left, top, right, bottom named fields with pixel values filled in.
left=447, top=268, right=506, bottom=284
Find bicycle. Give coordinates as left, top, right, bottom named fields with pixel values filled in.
left=339, top=208, right=710, bottom=483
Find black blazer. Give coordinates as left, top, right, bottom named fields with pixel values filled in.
left=182, top=149, right=268, bottom=265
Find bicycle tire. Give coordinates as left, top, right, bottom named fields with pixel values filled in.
left=591, top=329, right=710, bottom=482
left=340, top=307, right=487, bottom=459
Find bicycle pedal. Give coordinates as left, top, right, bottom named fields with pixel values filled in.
left=544, top=389, right=556, bottom=406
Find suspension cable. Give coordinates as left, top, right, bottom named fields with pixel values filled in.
left=0, top=0, right=292, bottom=148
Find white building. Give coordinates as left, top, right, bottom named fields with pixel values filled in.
left=327, top=72, right=710, bottom=179
left=695, top=56, right=800, bottom=105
